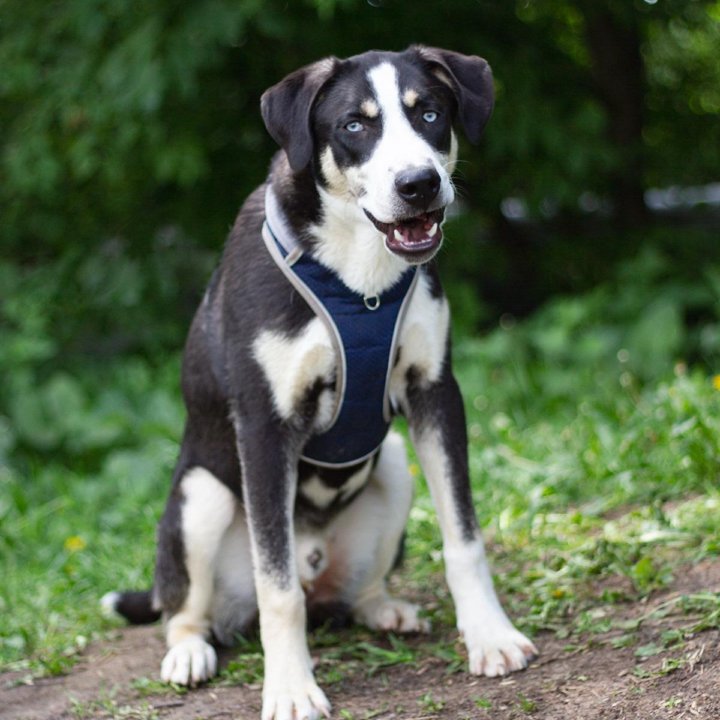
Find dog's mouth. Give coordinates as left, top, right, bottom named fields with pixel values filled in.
left=364, top=208, right=445, bottom=262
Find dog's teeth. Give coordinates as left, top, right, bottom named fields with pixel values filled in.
left=394, top=229, right=404, bottom=242
left=429, top=223, right=438, bottom=236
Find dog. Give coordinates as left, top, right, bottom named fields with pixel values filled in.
left=103, top=45, right=537, bottom=720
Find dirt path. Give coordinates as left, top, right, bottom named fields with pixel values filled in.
left=4, top=561, right=720, bottom=720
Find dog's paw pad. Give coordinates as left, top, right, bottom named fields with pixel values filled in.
left=356, top=597, right=430, bottom=634
left=262, top=680, right=331, bottom=720
left=160, top=637, right=217, bottom=686
left=465, top=626, right=538, bottom=677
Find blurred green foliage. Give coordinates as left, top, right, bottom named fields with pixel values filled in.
left=1, top=0, right=719, bottom=486
left=2, top=0, right=720, bottom=254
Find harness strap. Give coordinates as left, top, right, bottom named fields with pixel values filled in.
left=262, top=186, right=418, bottom=468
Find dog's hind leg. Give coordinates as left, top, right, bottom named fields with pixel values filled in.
left=334, top=432, right=428, bottom=633
left=157, top=466, right=237, bottom=686
left=210, top=509, right=258, bottom=646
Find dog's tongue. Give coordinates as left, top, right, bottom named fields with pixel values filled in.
left=387, top=214, right=439, bottom=251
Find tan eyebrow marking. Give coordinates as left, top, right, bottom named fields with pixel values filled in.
left=402, top=89, right=419, bottom=108
left=360, top=99, right=379, bottom=118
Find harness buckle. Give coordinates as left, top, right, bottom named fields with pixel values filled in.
left=363, top=295, right=380, bottom=311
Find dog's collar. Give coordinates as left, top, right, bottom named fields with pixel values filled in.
left=262, top=186, right=418, bottom=468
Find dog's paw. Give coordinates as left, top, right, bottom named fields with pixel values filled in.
left=355, top=596, right=431, bottom=634
left=160, top=636, right=217, bottom=686
left=261, top=677, right=331, bottom=720
left=463, top=622, right=538, bottom=677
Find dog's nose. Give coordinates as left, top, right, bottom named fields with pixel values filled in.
left=394, top=167, right=441, bottom=209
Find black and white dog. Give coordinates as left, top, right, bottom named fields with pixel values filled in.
left=104, top=46, right=537, bottom=720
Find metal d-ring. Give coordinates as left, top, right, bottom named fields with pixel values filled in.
left=363, top=295, right=380, bottom=310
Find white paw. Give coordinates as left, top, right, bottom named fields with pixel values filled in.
left=356, top=596, right=431, bottom=634
left=261, top=677, right=331, bottom=720
left=463, top=622, right=538, bottom=677
left=160, top=636, right=217, bottom=686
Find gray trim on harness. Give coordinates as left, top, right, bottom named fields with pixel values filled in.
left=262, top=188, right=346, bottom=437
left=262, top=185, right=419, bottom=468
left=264, top=184, right=304, bottom=265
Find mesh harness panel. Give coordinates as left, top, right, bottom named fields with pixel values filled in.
left=262, top=187, right=418, bottom=467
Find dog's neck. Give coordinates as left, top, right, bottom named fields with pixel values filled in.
left=269, top=154, right=409, bottom=298
left=308, top=189, right=409, bottom=298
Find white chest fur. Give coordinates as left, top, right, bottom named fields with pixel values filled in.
left=389, top=271, right=450, bottom=408
left=252, top=317, right=336, bottom=428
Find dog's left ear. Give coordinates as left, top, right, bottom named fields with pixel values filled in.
left=261, top=57, right=338, bottom=172
left=413, top=46, right=495, bottom=145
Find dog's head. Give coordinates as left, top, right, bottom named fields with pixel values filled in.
left=261, top=46, right=494, bottom=264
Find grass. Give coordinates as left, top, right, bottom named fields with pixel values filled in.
left=1, top=275, right=720, bottom=686
left=69, top=693, right=160, bottom=720
left=0, top=358, right=183, bottom=676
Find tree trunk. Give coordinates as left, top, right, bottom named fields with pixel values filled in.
left=583, top=7, right=647, bottom=228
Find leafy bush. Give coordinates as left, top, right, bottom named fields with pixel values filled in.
left=453, top=240, right=720, bottom=391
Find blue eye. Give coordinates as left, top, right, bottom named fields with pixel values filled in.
left=345, top=121, right=364, bottom=133
left=422, top=111, right=438, bottom=123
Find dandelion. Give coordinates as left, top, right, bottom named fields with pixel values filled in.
left=408, top=463, right=420, bottom=477
left=64, top=535, right=86, bottom=553
left=712, top=374, right=720, bottom=391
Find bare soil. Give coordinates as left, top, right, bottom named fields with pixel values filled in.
left=3, top=559, right=720, bottom=720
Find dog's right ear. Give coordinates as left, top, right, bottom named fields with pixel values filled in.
left=261, top=57, right=338, bottom=173
left=413, top=46, right=495, bottom=145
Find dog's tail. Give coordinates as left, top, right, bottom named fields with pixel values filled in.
left=101, top=589, right=161, bottom=625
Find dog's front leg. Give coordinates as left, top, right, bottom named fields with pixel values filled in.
left=237, top=424, right=330, bottom=720
left=406, top=369, right=538, bottom=677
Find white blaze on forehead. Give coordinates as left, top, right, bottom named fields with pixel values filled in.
left=367, top=62, right=409, bottom=133
left=365, top=62, right=439, bottom=179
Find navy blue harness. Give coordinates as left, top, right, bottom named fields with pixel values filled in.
left=262, top=187, right=418, bottom=468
